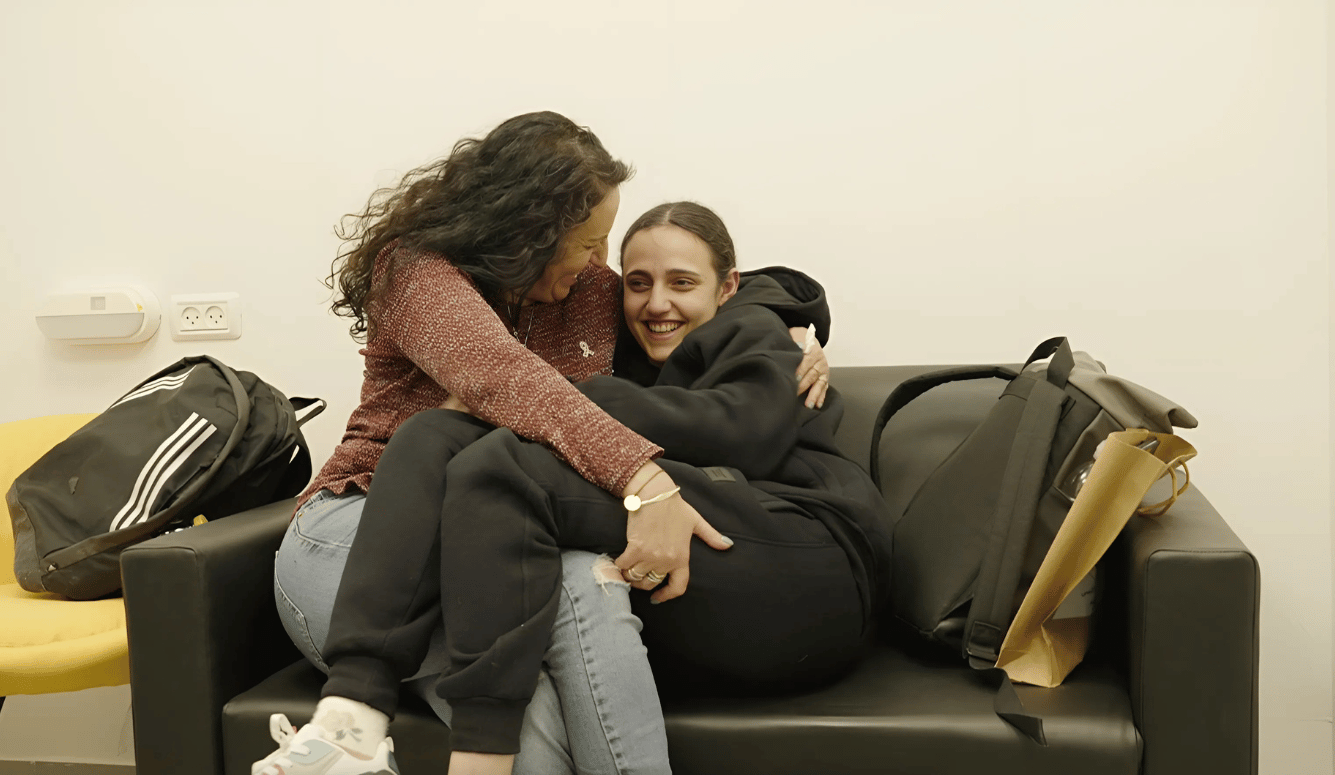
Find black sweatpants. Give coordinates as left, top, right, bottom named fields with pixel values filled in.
left=434, top=428, right=867, bottom=754
left=320, top=409, right=496, bottom=715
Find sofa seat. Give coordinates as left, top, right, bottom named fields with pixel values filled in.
left=222, top=644, right=1138, bottom=775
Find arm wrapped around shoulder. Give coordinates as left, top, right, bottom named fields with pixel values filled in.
left=578, top=306, right=804, bottom=479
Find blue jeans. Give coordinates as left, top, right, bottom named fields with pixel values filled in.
left=274, top=491, right=671, bottom=774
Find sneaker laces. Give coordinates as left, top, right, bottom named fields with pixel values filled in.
left=252, top=714, right=302, bottom=775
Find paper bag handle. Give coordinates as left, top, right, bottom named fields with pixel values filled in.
left=1136, top=461, right=1191, bottom=517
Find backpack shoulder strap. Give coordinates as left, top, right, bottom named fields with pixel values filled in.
left=963, top=337, right=1075, bottom=670
left=869, top=365, right=1018, bottom=489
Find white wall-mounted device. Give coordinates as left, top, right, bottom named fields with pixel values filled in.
left=36, top=286, right=162, bottom=345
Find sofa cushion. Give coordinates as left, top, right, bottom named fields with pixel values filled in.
left=0, top=583, right=129, bottom=695
left=663, top=645, right=1139, bottom=775
left=223, top=644, right=1139, bottom=775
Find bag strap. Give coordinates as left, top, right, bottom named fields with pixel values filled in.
left=868, top=365, right=1019, bottom=489
left=974, top=396, right=1060, bottom=750
left=1137, top=461, right=1191, bottom=517
left=274, top=428, right=315, bottom=500
left=273, top=397, right=324, bottom=498
left=967, top=339, right=1078, bottom=747
left=45, top=356, right=252, bottom=568
left=963, top=338, right=1076, bottom=669
left=990, top=667, right=1047, bottom=745
left=290, top=397, right=326, bottom=427
left=972, top=338, right=1078, bottom=747
left=1023, top=335, right=1076, bottom=386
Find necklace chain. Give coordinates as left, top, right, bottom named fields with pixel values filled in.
left=512, top=309, right=535, bottom=347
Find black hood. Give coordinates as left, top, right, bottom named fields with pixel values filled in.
left=730, top=266, right=830, bottom=346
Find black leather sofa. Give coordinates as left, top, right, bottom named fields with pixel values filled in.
left=121, top=365, right=1259, bottom=775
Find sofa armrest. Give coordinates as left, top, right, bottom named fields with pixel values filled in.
left=1116, top=485, right=1259, bottom=775
left=122, top=498, right=301, bottom=775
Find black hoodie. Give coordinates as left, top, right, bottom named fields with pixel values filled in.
left=578, top=268, right=892, bottom=626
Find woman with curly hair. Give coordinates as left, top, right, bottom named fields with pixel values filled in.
left=257, top=113, right=830, bottom=775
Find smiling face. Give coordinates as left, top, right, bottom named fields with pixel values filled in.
left=622, top=224, right=740, bottom=365
left=524, top=187, right=620, bottom=304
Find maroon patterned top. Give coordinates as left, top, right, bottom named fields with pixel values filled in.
left=299, top=244, right=662, bottom=507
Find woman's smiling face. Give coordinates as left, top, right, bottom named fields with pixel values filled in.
left=621, top=224, right=739, bottom=365
left=523, top=187, right=620, bottom=305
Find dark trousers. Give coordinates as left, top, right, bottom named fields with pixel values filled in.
left=434, top=428, right=867, bottom=754
left=321, top=409, right=495, bottom=715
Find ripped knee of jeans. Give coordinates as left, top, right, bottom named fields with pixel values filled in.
left=591, top=554, right=629, bottom=592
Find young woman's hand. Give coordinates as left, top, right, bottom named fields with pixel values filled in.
left=790, top=326, right=830, bottom=409
left=616, top=465, right=733, bottom=603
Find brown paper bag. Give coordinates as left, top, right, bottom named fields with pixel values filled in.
left=994, top=428, right=1196, bottom=687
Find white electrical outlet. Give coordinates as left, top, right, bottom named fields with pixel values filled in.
left=170, top=293, right=242, bottom=341
left=203, top=305, right=227, bottom=330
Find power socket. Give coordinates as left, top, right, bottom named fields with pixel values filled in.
left=204, top=305, right=227, bottom=330
left=170, top=293, right=242, bottom=341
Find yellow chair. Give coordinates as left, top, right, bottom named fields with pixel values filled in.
left=0, top=414, right=128, bottom=713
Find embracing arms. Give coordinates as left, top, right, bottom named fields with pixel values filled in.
left=576, top=307, right=808, bottom=480
left=376, top=254, right=661, bottom=494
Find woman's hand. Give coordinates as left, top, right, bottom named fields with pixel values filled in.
left=790, top=326, right=830, bottom=409
left=616, top=464, right=734, bottom=603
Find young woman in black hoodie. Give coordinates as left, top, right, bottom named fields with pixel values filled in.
left=425, top=202, right=895, bottom=772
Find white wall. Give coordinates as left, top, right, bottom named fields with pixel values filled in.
left=0, top=2, right=1328, bottom=772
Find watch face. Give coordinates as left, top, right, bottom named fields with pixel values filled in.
left=624, top=494, right=642, bottom=512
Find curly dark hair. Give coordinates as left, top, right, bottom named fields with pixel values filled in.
left=327, top=111, right=633, bottom=341
left=619, top=201, right=737, bottom=282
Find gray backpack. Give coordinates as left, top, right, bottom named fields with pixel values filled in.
left=7, top=355, right=323, bottom=600
left=870, top=337, right=1197, bottom=668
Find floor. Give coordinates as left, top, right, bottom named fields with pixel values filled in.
left=0, top=765, right=134, bottom=775
left=0, top=688, right=135, bottom=775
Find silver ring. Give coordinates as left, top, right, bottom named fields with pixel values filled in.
left=644, top=571, right=665, bottom=584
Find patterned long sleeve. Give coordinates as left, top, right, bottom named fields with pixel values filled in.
left=300, top=245, right=660, bottom=505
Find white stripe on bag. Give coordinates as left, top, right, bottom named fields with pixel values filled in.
left=109, top=413, right=212, bottom=532
left=108, top=366, right=197, bottom=410
left=125, top=422, right=218, bottom=528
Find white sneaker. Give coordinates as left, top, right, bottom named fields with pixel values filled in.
left=252, top=713, right=399, bottom=775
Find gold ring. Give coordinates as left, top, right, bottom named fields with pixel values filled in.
left=625, top=569, right=646, bottom=581
left=645, top=571, right=665, bottom=584
left=816, top=373, right=829, bottom=382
